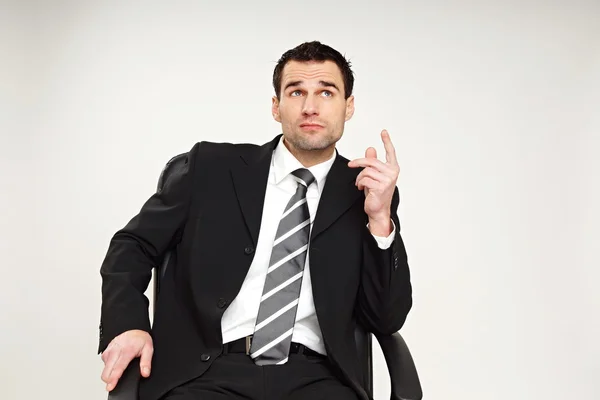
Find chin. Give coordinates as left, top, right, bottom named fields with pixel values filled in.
left=295, top=137, right=336, bottom=151
left=286, top=131, right=339, bottom=151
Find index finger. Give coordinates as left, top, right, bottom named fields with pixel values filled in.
left=381, top=130, right=398, bottom=165
left=106, top=355, right=132, bottom=390
left=101, top=347, right=121, bottom=383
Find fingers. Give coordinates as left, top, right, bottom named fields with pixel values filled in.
left=101, top=341, right=139, bottom=391
left=139, top=343, right=154, bottom=378
left=356, top=167, right=395, bottom=191
left=356, top=177, right=378, bottom=191
left=365, top=147, right=377, bottom=159
left=348, top=130, right=398, bottom=167
left=349, top=157, right=395, bottom=174
left=105, top=349, right=136, bottom=391
left=100, top=331, right=154, bottom=391
left=100, top=344, right=121, bottom=384
left=356, top=167, right=387, bottom=188
left=380, top=129, right=398, bottom=165
left=348, top=130, right=398, bottom=170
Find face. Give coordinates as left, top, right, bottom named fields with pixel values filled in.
left=272, top=60, right=354, bottom=161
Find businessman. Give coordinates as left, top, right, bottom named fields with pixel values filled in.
left=98, top=41, right=412, bottom=400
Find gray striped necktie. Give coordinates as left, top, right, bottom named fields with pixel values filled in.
left=249, top=168, right=316, bottom=365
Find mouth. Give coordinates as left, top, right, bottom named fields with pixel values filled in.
left=299, top=123, right=324, bottom=130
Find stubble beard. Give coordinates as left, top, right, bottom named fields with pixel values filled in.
left=287, top=128, right=340, bottom=152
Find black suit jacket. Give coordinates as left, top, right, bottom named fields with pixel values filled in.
left=99, top=135, right=412, bottom=400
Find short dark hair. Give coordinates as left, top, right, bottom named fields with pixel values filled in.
left=272, top=41, right=355, bottom=99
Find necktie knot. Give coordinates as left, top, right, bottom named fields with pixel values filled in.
left=291, top=168, right=315, bottom=188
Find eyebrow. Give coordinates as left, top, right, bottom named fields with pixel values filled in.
left=284, top=80, right=340, bottom=92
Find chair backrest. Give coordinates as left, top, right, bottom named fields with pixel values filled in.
left=152, top=153, right=374, bottom=396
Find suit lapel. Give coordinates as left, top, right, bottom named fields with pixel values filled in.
left=311, top=153, right=362, bottom=241
left=230, top=135, right=281, bottom=246
left=231, top=136, right=361, bottom=245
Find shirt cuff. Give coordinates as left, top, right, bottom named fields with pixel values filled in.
left=367, top=219, right=396, bottom=250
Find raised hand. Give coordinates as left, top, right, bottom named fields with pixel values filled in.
left=348, top=129, right=400, bottom=236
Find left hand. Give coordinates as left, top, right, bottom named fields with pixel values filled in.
left=348, top=130, right=400, bottom=223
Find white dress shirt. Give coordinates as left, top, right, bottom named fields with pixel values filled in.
left=221, top=137, right=396, bottom=355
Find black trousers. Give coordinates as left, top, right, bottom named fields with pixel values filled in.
left=161, top=349, right=359, bottom=400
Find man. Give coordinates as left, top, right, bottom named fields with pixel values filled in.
left=99, top=41, right=412, bottom=400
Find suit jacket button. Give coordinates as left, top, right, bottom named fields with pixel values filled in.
left=217, top=298, right=227, bottom=308
left=244, top=246, right=254, bottom=255
left=200, top=354, right=211, bottom=362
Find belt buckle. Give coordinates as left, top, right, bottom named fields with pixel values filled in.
left=245, top=336, right=252, bottom=355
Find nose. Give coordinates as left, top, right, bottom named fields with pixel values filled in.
left=301, top=94, right=319, bottom=116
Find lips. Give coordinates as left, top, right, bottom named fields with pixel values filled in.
left=299, top=123, right=324, bottom=129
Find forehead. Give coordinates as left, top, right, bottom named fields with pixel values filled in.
left=280, top=60, right=344, bottom=88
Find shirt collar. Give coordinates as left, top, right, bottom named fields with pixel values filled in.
left=272, top=136, right=336, bottom=191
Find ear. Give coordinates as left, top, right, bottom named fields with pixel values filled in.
left=345, top=95, right=355, bottom=121
left=272, top=96, right=281, bottom=122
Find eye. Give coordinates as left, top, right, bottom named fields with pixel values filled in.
left=321, top=90, right=333, bottom=97
left=290, top=90, right=302, bottom=96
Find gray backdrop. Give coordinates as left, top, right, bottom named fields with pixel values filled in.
left=1, top=1, right=598, bottom=399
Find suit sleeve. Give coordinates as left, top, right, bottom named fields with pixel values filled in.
left=97, top=143, right=199, bottom=353
left=356, top=186, right=412, bottom=335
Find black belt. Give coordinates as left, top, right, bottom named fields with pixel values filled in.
left=223, top=336, right=325, bottom=358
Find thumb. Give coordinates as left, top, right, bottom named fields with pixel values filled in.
left=139, top=344, right=154, bottom=377
left=365, top=147, right=377, bottom=159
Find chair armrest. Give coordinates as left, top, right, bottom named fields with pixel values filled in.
left=376, top=332, right=423, bottom=400
left=107, top=357, right=140, bottom=400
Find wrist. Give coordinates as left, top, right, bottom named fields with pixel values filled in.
left=368, top=213, right=392, bottom=236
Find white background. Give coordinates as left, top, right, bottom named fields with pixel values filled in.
left=1, top=1, right=599, bottom=399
